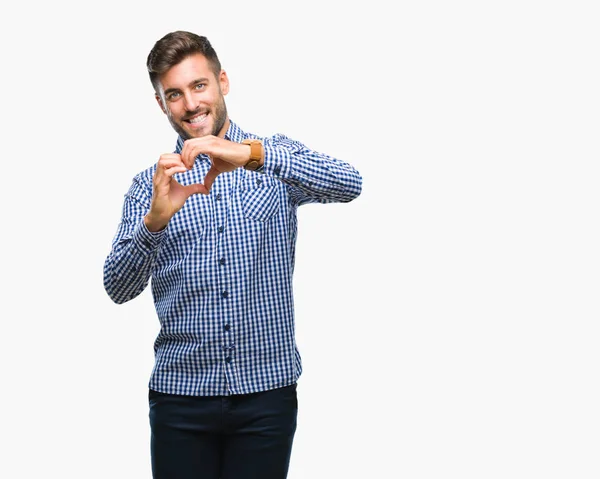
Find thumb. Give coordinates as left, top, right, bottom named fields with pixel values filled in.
left=183, top=182, right=210, bottom=197
left=203, top=166, right=221, bottom=193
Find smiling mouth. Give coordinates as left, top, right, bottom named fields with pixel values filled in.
left=185, top=113, right=208, bottom=125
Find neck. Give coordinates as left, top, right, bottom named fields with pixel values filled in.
left=217, top=117, right=231, bottom=138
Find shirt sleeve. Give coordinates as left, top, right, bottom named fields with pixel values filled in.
left=103, top=171, right=167, bottom=304
left=260, top=134, right=363, bottom=206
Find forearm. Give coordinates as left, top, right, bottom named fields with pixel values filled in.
left=261, top=134, right=362, bottom=204
left=103, top=219, right=166, bottom=304
left=104, top=172, right=165, bottom=304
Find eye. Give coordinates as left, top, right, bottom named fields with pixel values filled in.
left=166, top=91, right=181, bottom=101
left=194, top=83, right=206, bottom=90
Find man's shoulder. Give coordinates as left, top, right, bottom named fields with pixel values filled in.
left=137, top=163, right=157, bottom=181
left=128, top=164, right=155, bottom=191
left=232, top=122, right=303, bottom=149
left=228, top=120, right=299, bottom=145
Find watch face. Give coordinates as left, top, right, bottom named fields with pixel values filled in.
left=245, top=160, right=260, bottom=171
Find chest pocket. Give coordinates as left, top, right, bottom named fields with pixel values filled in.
left=240, top=173, right=280, bottom=222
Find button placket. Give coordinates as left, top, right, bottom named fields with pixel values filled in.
left=212, top=173, right=236, bottom=382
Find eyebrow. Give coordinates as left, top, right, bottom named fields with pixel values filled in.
left=163, top=77, right=210, bottom=96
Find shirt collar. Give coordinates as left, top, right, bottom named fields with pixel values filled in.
left=174, top=119, right=246, bottom=156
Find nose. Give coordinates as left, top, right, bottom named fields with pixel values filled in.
left=183, top=91, right=197, bottom=112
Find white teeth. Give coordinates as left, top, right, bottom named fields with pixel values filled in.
left=189, top=114, right=207, bottom=124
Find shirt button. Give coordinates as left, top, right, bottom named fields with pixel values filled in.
left=256, top=179, right=263, bottom=186
left=219, top=257, right=226, bottom=265
left=217, top=226, right=224, bottom=233
left=225, top=357, right=232, bottom=363
left=216, top=193, right=222, bottom=200
left=224, top=324, right=231, bottom=331
left=222, top=291, right=229, bottom=298
left=274, top=166, right=281, bottom=175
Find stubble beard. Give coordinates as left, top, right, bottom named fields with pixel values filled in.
left=168, top=96, right=228, bottom=140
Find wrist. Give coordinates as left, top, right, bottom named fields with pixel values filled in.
left=144, top=214, right=168, bottom=233
left=241, top=139, right=264, bottom=171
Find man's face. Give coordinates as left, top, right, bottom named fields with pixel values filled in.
left=156, top=53, right=229, bottom=140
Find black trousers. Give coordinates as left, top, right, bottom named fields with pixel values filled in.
left=148, top=384, right=298, bottom=479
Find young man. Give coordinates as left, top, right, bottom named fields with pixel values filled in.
left=103, top=31, right=362, bottom=479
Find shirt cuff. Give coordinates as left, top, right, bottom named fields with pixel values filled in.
left=133, top=220, right=168, bottom=254
left=262, top=144, right=292, bottom=179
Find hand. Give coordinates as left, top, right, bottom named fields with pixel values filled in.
left=180, top=136, right=251, bottom=192
left=144, top=153, right=209, bottom=232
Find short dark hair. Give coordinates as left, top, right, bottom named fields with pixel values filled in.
left=146, top=31, right=222, bottom=94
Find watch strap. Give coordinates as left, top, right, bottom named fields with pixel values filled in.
left=242, top=139, right=264, bottom=170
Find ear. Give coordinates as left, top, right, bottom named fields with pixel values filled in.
left=155, top=94, right=167, bottom=115
left=219, top=70, right=230, bottom=96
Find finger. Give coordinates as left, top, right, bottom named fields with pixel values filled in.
left=155, top=154, right=184, bottom=179
left=202, top=165, right=221, bottom=193
left=159, top=153, right=182, bottom=160
left=180, top=141, right=193, bottom=168
left=182, top=144, right=203, bottom=170
left=158, top=158, right=185, bottom=171
left=164, top=165, right=187, bottom=177
left=183, top=182, right=210, bottom=197
left=158, top=153, right=182, bottom=165
left=182, top=137, right=213, bottom=169
left=154, top=165, right=186, bottom=188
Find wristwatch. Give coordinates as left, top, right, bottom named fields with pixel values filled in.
left=242, top=139, right=264, bottom=171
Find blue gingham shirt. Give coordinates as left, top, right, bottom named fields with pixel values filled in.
left=103, top=121, right=362, bottom=396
